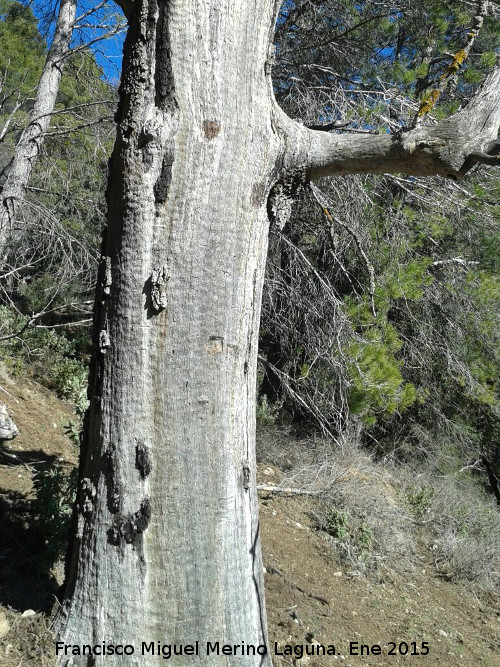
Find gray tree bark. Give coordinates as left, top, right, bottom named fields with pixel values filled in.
left=54, top=1, right=500, bottom=665
left=0, top=0, right=77, bottom=259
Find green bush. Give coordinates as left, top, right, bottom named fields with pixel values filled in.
left=322, top=506, right=374, bottom=571
left=404, top=485, right=435, bottom=519
left=31, top=463, right=77, bottom=561
left=0, top=306, right=89, bottom=412
left=256, top=394, right=282, bottom=426
left=325, top=507, right=349, bottom=540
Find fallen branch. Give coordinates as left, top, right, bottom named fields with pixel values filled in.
left=257, top=484, right=316, bottom=496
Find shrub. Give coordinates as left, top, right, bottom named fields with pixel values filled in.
left=257, top=394, right=282, bottom=426
left=0, top=305, right=89, bottom=412
left=31, top=463, right=77, bottom=562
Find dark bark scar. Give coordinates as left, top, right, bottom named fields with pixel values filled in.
left=203, top=120, right=220, bottom=139
left=108, top=498, right=152, bottom=553
left=136, top=441, right=152, bottom=479
left=243, top=464, right=251, bottom=491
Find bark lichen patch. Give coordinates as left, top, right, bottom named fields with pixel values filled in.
left=98, top=330, right=111, bottom=353
left=135, top=441, right=152, bottom=479
left=203, top=120, right=221, bottom=139
left=108, top=498, right=152, bottom=552
left=268, top=169, right=306, bottom=230
left=80, top=477, right=97, bottom=516
left=417, top=89, right=440, bottom=118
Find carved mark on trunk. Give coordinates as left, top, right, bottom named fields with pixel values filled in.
left=135, top=441, right=152, bottom=479
left=203, top=120, right=220, bottom=140
left=206, top=335, right=224, bottom=355
left=96, top=256, right=112, bottom=355
left=251, top=181, right=267, bottom=208
left=243, top=269, right=258, bottom=376
left=98, top=329, right=111, bottom=353
left=144, top=265, right=169, bottom=318
left=108, top=498, right=152, bottom=554
left=102, top=255, right=112, bottom=297
left=143, top=266, right=169, bottom=318
left=138, top=120, right=161, bottom=170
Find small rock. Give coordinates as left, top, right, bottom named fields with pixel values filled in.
left=333, top=571, right=343, bottom=577
left=0, top=612, right=10, bottom=639
left=21, top=609, right=36, bottom=618
left=0, top=402, right=18, bottom=440
left=438, top=629, right=448, bottom=637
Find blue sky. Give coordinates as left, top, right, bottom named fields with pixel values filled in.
left=31, top=0, right=125, bottom=83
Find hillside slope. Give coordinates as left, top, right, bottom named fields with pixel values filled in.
left=0, top=376, right=498, bottom=665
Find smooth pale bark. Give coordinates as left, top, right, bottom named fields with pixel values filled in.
left=55, top=1, right=500, bottom=664
left=56, top=1, right=282, bottom=664
left=0, top=0, right=77, bottom=257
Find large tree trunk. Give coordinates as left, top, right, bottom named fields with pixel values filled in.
left=56, top=0, right=281, bottom=663
left=55, top=0, right=500, bottom=663
left=0, top=0, right=77, bottom=259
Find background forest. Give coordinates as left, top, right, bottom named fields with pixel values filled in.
left=1, top=0, right=500, bottom=596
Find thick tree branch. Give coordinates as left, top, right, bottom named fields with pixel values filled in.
left=281, top=64, right=500, bottom=181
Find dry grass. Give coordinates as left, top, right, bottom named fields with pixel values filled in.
left=257, top=426, right=500, bottom=591
left=400, top=472, right=500, bottom=591
left=0, top=606, right=55, bottom=666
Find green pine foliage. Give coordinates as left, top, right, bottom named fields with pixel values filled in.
left=0, top=0, right=45, bottom=97
left=263, top=1, right=500, bottom=500
left=0, top=2, right=116, bottom=406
